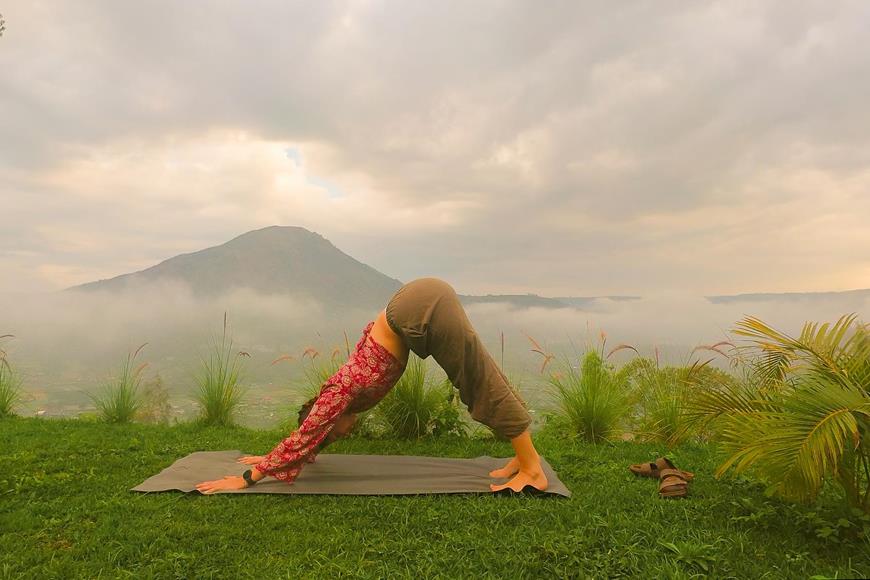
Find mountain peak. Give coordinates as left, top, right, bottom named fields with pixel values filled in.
left=64, top=225, right=403, bottom=310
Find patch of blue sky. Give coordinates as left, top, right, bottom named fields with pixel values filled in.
left=284, top=147, right=302, bottom=167
left=306, top=175, right=346, bottom=199
left=284, top=147, right=344, bottom=198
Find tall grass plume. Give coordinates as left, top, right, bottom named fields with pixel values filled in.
left=0, top=334, right=24, bottom=417
left=192, top=312, right=249, bottom=427
left=86, top=342, right=148, bottom=423
left=530, top=331, right=631, bottom=443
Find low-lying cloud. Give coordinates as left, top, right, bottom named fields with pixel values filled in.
left=1, top=284, right=866, bottom=425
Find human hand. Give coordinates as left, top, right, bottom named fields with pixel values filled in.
left=195, top=475, right=248, bottom=495
left=236, top=455, right=267, bottom=465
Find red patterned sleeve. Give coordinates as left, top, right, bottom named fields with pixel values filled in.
left=253, top=320, right=400, bottom=485
left=253, top=381, right=354, bottom=483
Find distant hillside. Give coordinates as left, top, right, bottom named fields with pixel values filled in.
left=551, top=296, right=642, bottom=308
left=61, top=225, right=868, bottom=314
left=63, top=225, right=404, bottom=311
left=60, top=225, right=644, bottom=312
left=706, top=288, right=870, bottom=306
left=458, top=294, right=641, bottom=309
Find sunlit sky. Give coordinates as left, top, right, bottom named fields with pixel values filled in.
left=2, top=1, right=869, bottom=296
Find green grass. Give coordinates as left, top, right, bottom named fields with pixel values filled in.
left=1, top=416, right=868, bottom=579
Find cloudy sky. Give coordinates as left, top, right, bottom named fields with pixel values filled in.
left=2, top=1, right=869, bottom=297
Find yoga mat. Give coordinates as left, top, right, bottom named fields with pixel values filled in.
left=130, top=450, right=572, bottom=497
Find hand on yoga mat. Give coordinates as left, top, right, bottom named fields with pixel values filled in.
left=195, top=475, right=248, bottom=494
left=236, top=455, right=267, bottom=465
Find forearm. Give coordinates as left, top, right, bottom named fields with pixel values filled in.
left=253, top=383, right=351, bottom=478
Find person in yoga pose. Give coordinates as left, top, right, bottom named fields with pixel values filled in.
left=195, top=277, right=548, bottom=495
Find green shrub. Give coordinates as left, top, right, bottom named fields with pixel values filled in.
left=626, top=357, right=725, bottom=446
left=376, top=354, right=463, bottom=438
left=192, top=312, right=249, bottom=427
left=545, top=349, right=632, bottom=443
left=687, top=313, right=870, bottom=513
left=429, top=377, right=468, bottom=438
left=86, top=343, right=148, bottom=424
left=0, top=334, right=23, bottom=417
left=134, top=372, right=171, bottom=425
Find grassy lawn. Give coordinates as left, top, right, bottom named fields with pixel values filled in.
left=1, top=416, right=868, bottom=579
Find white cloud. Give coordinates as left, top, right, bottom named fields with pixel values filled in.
left=0, top=0, right=868, bottom=295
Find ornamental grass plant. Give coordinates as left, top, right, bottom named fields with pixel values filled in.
left=543, top=349, right=633, bottom=443
left=133, top=372, right=172, bottom=425
left=0, top=333, right=24, bottom=418
left=191, top=312, right=249, bottom=427
left=604, top=344, right=738, bottom=446
left=376, top=353, right=464, bottom=439
left=85, top=342, right=148, bottom=424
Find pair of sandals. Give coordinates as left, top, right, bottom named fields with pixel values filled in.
left=629, top=457, right=694, bottom=498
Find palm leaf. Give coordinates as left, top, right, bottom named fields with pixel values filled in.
left=714, top=374, right=870, bottom=502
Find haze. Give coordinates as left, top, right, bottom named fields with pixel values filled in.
left=1, top=281, right=866, bottom=427
left=1, top=2, right=868, bottom=425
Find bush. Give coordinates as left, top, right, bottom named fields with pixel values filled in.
left=86, top=343, right=148, bottom=424
left=192, top=312, right=249, bottom=427
left=429, top=378, right=468, bottom=438
left=134, top=372, right=172, bottom=425
left=376, top=354, right=465, bottom=438
left=687, top=313, right=870, bottom=513
left=544, top=349, right=631, bottom=443
left=0, top=334, right=24, bottom=418
left=626, top=358, right=726, bottom=446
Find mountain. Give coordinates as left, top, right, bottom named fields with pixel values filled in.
left=64, top=225, right=865, bottom=312
left=706, top=288, right=870, bottom=306
left=459, top=294, right=641, bottom=309
left=61, top=225, right=642, bottom=311
left=63, top=225, right=404, bottom=311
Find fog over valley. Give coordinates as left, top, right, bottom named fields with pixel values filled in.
left=2, top=279, right=866, bottom=429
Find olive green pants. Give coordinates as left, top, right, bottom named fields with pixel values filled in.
left=385, top=277, right=532, bottom=440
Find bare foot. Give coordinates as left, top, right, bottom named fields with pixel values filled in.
left=489, top=456, right=520, bottom=478
left=490, top=467, right=549, bottom=493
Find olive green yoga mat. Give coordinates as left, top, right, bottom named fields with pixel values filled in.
left=130, top=450, right=572, bottom=497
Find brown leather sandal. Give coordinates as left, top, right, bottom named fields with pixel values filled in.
left=629, top=457, right=695, bottom=481
left=659, top=468, right=689, bottom=498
